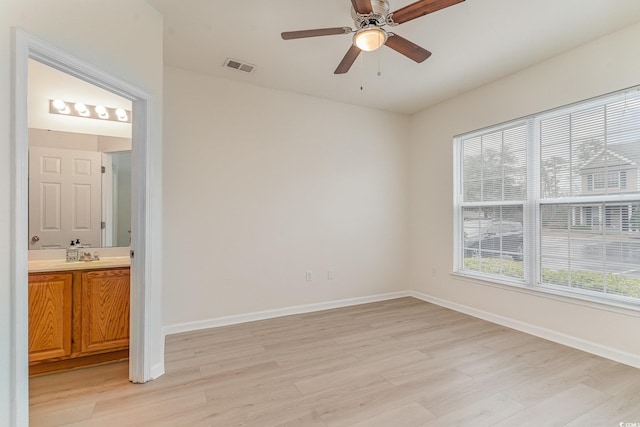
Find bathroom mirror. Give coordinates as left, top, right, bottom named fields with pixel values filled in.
left=28, top=59, right=133, bottom=250
left=28, top=129, right=132, bottom=249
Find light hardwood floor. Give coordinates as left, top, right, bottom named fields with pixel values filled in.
left=30, top=297, right=640, bottom=426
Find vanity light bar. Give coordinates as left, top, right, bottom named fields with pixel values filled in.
left=49, top=99, right=132, bottom=123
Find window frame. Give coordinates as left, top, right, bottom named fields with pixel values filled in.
left=453, top=87, right=640, bottom=310
left=453, top=119, right=532, bottom=284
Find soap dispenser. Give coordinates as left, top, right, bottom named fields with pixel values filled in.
left=66, top=240, right=79, bottom=262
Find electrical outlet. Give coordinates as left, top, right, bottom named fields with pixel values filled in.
left=432, top=267, right=438, bottom=277
left=328, top=270, right=334, bottom=280
left=306, top=271, right=312, bottom=282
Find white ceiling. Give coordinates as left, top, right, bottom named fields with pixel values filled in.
left=148, top=0, right=640, bottom=115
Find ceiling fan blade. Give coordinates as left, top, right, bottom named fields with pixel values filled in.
left=281, top=27, right=352, bottom=40
left=390, top=0, right=464, bottom=24
left=334, top=45, right=362, bottom=74
left=385, top=33, right=432, bottom=63
left=351, top=0, right=373, bottom=14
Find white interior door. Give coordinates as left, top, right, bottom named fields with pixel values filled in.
left=29, top=147, right=102, bottom=249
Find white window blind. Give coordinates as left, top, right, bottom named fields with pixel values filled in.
left=455, top=87, right=640, bottom=306
left=459, top=123, right=527, bottom=281
left=538, top=91, right=640, bottom=301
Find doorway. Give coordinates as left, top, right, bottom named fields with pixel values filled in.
left=11, top=29, right=161, bottom=425
left=27, top=58, right=133, bottom=376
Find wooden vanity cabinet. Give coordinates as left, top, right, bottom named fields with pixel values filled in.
left=28, top=272, right=73, bottom=362
left=80, top=269, right=130, bottom=353
left=28, top=267, right=130, bottom=376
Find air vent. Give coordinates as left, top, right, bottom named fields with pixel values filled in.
left=224, top=58, right=256, bottom=74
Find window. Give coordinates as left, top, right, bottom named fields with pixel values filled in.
left=459, top=124, right=527, bottom=280
left=587, top=171, right=625, bottom=191
left=455, top=87, right=640, bottom=306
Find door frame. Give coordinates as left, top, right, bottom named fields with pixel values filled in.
left=102, top=152, right=115, bottom=248
left=10, top=29, right=159, bottom=424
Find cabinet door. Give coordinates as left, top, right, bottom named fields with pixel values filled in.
left=80, top=269, right=130, bottom=353
left=28, top=273, right=73, bottom=362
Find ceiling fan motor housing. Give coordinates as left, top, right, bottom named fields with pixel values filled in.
left=351, top=0, right=390, bottom=29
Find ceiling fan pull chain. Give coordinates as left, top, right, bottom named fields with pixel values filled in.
left=360, top=51, right=364, bottom=91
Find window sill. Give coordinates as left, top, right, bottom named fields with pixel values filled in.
left=450, top=271, right=640, bottom=318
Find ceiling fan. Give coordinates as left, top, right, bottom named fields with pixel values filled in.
left=281, top=0, right=465, bottom=74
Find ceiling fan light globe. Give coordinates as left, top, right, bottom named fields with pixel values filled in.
left=354, top=28, right=387, bottom=52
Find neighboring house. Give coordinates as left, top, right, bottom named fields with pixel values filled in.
left=580, top=146, right=638, bottom=195
left=575, top=145, right=639, bottom=232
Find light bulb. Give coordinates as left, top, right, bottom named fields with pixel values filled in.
left=115, top=108, right=128, bottom=121
left=74, top=102, right=89, bottom=116
left=53, top=99, right=66, bottom=110
left=52, top=99, right=70, bottom=114
left=95, top=105, right=109, bottom=119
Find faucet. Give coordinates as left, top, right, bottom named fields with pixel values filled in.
left=79, top=251, right=98, bottom=262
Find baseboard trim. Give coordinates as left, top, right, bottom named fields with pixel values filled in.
left=150, top=362, right=165, bottom=380
left=408, top=290, right=640, bottom=369
left=163, top=291, right=410, bottom=337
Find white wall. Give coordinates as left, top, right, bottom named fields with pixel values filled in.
left=28, top=128, right=99, bottom=151
left=29, top=129, right=132, bottom=152
left=409, top=22, right=640, bottom=363
left=163, top=66, right=409, bottom=326
left=98, top=135, right=132, bottom=153
left=0, top=1, right=163, bottom=424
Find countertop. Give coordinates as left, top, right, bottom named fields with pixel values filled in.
left=28, top=256, right=131, bottom=273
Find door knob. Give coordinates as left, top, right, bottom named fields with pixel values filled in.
left=31, top=235, right=40, bottom=242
